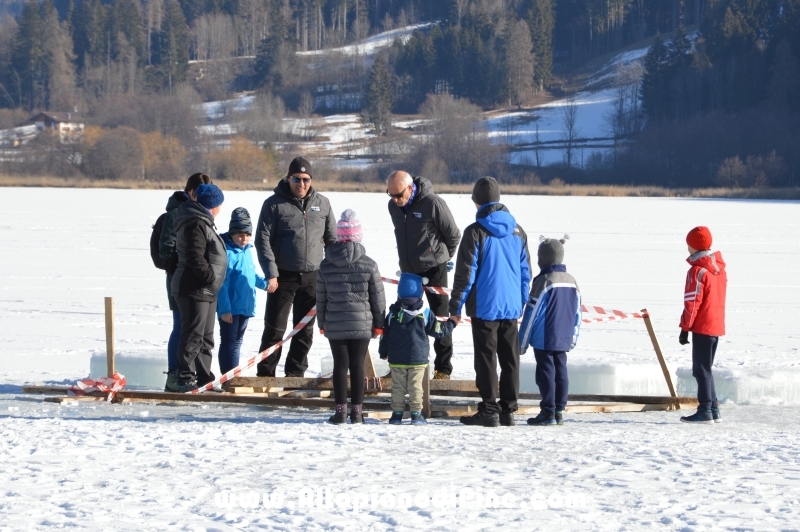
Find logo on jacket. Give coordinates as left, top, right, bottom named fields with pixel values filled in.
left=413, top=212, right=422, bottom=218
left=310, top=206, right=320, bottom=212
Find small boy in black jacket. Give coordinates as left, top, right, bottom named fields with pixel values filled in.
left=379, top=273, right=457, bottom=425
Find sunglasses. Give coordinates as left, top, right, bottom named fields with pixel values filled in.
left=386, top=188, right=407, bottom=199
left=291, top=176, right=311, bottom=184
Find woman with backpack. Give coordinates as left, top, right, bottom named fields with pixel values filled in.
left=154, top=173, right=212, bottom=392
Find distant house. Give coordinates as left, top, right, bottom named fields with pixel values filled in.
left=31, top=112, right=85, bottom=143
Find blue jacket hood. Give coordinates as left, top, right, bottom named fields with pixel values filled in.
left=217, top=232, right=267, bottom=318
left=477, top=204, right=516, bottom=238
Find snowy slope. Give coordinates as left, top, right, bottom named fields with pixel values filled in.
left=297, top=22, right=435, bottom=57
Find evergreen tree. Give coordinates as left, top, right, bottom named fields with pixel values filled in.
left=42, top=0, right=77, bottom=110
left=526, top=0, right=553, bottom=91
left=10, top=0, right=45, bottom=109
left=72, top=0, right=106, bottom=68
left=640, top=35, right=671, bottom=122
left=504, top=19, right=534, bottom=108
left=110, top=0, right=145, bottom=64
left=155, top=0, right=189, bottom=89
left=364, top=54, right=392, bottom=135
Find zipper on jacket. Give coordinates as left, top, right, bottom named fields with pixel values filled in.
left=303, top=209, right=308, bottom=270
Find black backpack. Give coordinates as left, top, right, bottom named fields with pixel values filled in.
left=151, top=213, right=179, bottom=274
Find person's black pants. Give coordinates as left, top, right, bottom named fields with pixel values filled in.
left=692, top=332, right=719, bottom=411
left=328, top=338, right=370, bottom=405
left=471, top=318, right=519, bottom=414
left=175, top=295, right=217, bottom=386
left=533, top=349, right=569, bottom=415
left=257, top=270, right=317, bottom=377
left=417, top=263, right=453, bottom=375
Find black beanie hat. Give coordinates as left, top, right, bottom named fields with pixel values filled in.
left=472, top=176, right=501, bottom=205
left=229, top=207, right=252, bottom=235
left=538, top=234, right=569, bottom=269
left=287, top=156, right=312, bottom=179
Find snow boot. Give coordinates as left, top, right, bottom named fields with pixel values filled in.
left=680, top=410, right=714, bottom=424
left=350, top=404, right=364, bottom=424
left=410, top=411, right=427, bottom=425
left=389, top=411, right=404, bottom=425
left=164, top=371, right=180, bottom=392
left=555, top=410, right=565, bottom=426
left=176, top=379, right=198, bottom=393
left=500, top=411, right=516, bottom=426
left=328, top=404, right=347, bottom=424
left=433, top=370, right=450, bottom=380
left=460, top=410, right=500, bottom=427
left=711, top=406, right=722, bottom=423
left=527, top=412, right=557, bottom=426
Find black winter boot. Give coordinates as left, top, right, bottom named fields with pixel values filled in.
left=350, top=404, right=363, bottom=424
left=500, top=411, right=516, bottom=426
left=711, top=406, right=721, bottom=423
left=460, top=409, right=500, bottom=427
left=680, top=410, right=714, bottom=424
left=328, top=404, right=347, bottom=424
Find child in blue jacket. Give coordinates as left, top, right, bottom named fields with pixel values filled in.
left=379, top=272, right=457, bottom=425
left=519, top=236, right=581, bottom=426
left=217, top=208, right=267, bottom=374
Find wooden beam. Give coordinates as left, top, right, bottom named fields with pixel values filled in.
left=44, top=396, right=107, bottom=403
left=642, top=308, right=678, bottom=401
left=104, top=297, right=115, bottom=377
left=226, top=376, right=393, bottom=390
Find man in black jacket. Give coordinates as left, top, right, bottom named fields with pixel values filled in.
left=254, top=157, right=337, bottom=376
left=386, top=170, right=461, bottom=379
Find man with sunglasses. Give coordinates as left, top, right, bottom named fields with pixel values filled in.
left=254, top=157, right=337, bottom=376
left=386, top=170, right=461, bottom=379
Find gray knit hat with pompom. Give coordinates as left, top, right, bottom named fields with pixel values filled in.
left=538, top=234, right=569, bottom=269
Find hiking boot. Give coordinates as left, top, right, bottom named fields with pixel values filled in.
left=460, top=410, right=500, bottom=427
left=410, top=411, right=427, bottom=425
left=527, top=412, right=557, bottom=426
left=328, top=411, right=347, bottom=424
left=176, top=379, right=198, bottom=393
left=164, top=371, right=180, bottom=392
left=500, top=411, right=516, bottom=426
left=680, top=410, right=714, bottom=424
left=711, top=406, right=722, bottom=423
left=433, top=370, right=450, bottom=380
left=555, top=410, right=565, bottom=426
left=389, top=411, right=404, bottom=425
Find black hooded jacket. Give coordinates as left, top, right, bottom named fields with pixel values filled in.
left=170, top=201, right=227, bottom=302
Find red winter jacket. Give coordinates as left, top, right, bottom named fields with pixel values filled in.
left=680, top=250, right=727, bottom=336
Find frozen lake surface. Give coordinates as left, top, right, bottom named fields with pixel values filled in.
left=1, top=187, right=799, bottom=530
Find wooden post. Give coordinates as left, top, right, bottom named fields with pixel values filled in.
left=422, top=364, right=431, bottom=418
left=104, top=297, right=115, bottom=377
left=641, top=308, right=678, bottom=407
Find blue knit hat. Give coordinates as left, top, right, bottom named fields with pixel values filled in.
left=397, top=272, right=426, bottom=299
left=195, top=184, right=224, bottom=210
left=229, top=207, right=252, bottom=234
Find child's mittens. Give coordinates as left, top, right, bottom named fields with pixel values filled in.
left=678, top=330, right=689, bottom=345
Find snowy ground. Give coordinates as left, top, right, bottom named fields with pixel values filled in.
left=1, top=188, right=799, bottom=530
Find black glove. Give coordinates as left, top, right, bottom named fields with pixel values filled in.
left=447, top=318, right=458, bottom=327
left=679, top=330, right=690, bottom=345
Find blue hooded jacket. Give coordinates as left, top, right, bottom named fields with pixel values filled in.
left=217, top=233, right=267, bottom=318
left=448, top=203, right=531, bottom=320
left=519, top=264, right=581, bottom=353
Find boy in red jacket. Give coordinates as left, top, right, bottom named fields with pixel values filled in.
left=679, top=226, right=727, bottom=424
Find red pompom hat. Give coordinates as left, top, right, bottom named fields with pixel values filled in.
left=686, top=226, right=713, bottom=251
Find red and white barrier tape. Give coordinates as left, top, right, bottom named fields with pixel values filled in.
left=381, top=276, right=642, bottom=325
left=68, top=373, right=127, bottom=402
left=191, top=307, right=317, bottom=394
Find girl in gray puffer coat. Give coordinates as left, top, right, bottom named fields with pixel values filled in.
left=317, top=209, right=385, bottom=424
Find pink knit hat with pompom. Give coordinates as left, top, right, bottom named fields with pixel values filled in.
left=337, top=209, right=362, bottom=242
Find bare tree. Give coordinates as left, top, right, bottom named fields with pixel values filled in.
left=504, top=19, right=535, bottom=108
left=561, top=97, right=580, bottom=168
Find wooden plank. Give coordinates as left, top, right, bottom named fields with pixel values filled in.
left=22, top=385, right=72, bottom=395
left=641, top=308, right=678, bottom=400
left=422, top=365, right=431, bottom=419
left=44, top=396, right=107, bottom=403
left=226, top=376, right=393, bottom=390
left=104, top=297, right=115, bottom=377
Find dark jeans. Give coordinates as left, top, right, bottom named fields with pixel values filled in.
left=692, top=332, right=719, bottom=411
left=218, top=315, right=249, bottom=375
left=416, top=263, right=453, bottom=374
left=329, top=338, right=370, bottom=405
left=175, top=295, right=217, bottom=386
left=534, top=349, right=569, bottom=415
left=257, top=270, right=317, bottom=377
left=472, top=318, right=520, bottom=414
left=167, top=309, right=181, bottom=373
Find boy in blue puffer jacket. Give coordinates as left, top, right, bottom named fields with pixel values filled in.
left=217, top=208, right=268, bottom=374
left=379, top=273, right=457, bottom=425
left=519, top=236, right=581, bottom=426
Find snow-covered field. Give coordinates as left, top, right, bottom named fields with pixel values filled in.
left=2, top=188, right=799, bottom=530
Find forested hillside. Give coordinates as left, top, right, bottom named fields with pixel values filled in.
left=0, top=0, right=797, bottom=189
